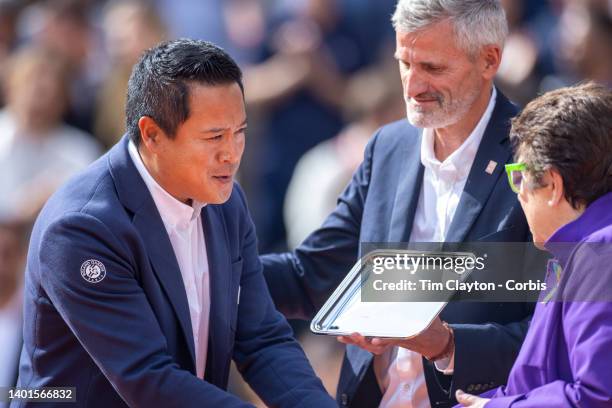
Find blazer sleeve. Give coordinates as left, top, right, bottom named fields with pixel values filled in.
left=39, top=212, right=254, bottom=408
left=231, top=187, right=336, bottom=408
left=261, top=130, right=379, bottom=320
left=485, top=301, right=612, bottom=407
left=485, top=247, right=612, bottom=408
left=449, top=316, right=530, bottom=396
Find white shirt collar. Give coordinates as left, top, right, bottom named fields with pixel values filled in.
left=420, top=87, right=497, bottom=180
left=128, top=140, right=206, bottom=230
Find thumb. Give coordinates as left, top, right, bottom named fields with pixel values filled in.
left=456, top=389, right=477, bottom=406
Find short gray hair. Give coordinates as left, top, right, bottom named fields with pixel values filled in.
left=391, top=0, right=508, bottom=57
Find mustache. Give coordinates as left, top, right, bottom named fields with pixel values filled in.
left=410, top=92, right=444, bottom=104
left=213, top=166, right=239, bottom=176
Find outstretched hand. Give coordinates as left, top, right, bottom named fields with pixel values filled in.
left=336, top=317, right=452, bottom=359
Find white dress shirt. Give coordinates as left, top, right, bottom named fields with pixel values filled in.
left=128, top=141, right=210, bottom=379
left=375, top=88, right=497, bottom=408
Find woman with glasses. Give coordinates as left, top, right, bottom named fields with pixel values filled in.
left=456, top=82, right=612, bottom=407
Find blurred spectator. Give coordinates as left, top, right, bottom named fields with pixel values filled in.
left=21, top=0, right=104, bottom=134
left=283, top=53, right=404, bottom=248
left=243, top=0, right=395, bottom=252
left=223, top=0, right=268, bottom=64
left=556, top=0, right=612, bottom=85
left=154, top=0, right=267, bottom=65
left=0, top=0, right=22, bottom=107
left=496, top=0, right=561, bottom=105
left=94, top=0, right=167, bottom=148
left=0, top=220, right=28, bottom=396
left=0, top=46, right=102, bottom=220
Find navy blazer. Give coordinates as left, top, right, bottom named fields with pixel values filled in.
left=263, top=92, right=536, bottom=407
left=14, top=137, right=336, bottom=408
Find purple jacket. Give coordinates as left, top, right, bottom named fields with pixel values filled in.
left=481, top=192, right=612, bottom=407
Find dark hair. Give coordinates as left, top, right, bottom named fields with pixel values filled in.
left=125, top=38, right=243, bottom=145
left=510, top=82, right=612, bottom=209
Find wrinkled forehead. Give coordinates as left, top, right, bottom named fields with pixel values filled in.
left=394, top=20, right=465, bottom=62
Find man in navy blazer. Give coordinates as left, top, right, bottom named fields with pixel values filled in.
left=263, top=1, right=540, bottom=407
left=13, top=39, right=335, bottom=407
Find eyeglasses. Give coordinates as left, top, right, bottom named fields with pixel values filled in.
left=505, top=162, right=527, bottom=194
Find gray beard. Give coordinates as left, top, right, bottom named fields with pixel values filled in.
left=405, top=86, right=481, bottom=129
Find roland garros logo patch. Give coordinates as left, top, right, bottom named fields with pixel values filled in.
left=80, top=259, right=106, bottom=283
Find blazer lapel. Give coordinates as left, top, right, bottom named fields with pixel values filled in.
left=202, top=205, right=232, bottom=387
left=132, top=207, right=196, bottom=365
left=445, top=93, right=517, bottom=242
left=388, top=129, right=425, bottom=243
left=108, top=136, right=196, bottom=369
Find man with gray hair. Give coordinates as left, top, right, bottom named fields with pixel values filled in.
left=263, top=1, right=534, bottom=407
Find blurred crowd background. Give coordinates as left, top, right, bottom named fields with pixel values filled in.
left=0, top=0, right=610, bottom=406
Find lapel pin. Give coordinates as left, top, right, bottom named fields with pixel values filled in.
left=485, top=160, right=497, bottom=175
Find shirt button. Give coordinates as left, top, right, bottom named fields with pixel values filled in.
left=340, top=393, right=349, bottom=406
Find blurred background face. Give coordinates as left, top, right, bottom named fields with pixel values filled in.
left=103, top=2, right=166, bottom=67
left=36, top=4, right=91, bottom=70
left=6, top=52, right=67, bottom=132
left=151, top=82, right=247, bottom=204
left=558, top=0, right=612, bottom=82
left=395, top=20, right=485, bottom=129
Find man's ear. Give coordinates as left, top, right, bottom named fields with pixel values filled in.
left=138, top=116, right=165, bottom=153
left=547, top=169, right=565, bottom=207
left=480, top=44, right=502, bottom=80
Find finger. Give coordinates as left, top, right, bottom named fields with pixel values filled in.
left=344, top=335, right=386, bottom=354
left=351, top=334, right=375, bottom=348
left=362, top=339, right=391, bottom=355
left=338, top=334, right=369, bottom=348
left=371, top=337, right=395, bottom=347
left=352, top=335, right=375, bottom=349
left=456, top=390, right=478, bottom=406
left=456, top=389, right=469, bottom=401
left=372, top=337, right=399, bottom=349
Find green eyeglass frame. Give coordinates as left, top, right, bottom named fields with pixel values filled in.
left=505, top=162, right=527, bottom=194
